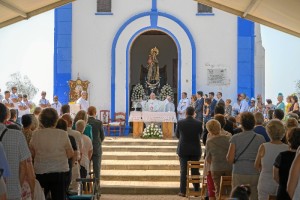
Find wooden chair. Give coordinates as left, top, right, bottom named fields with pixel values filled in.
left=268, top=195, right=277, bottom=200
left=99, top=110, right=110, bottom=136
left=109, top=112, right=126, bottom=136
left=218, top=176, right=232, bottom=200
left=186, top=161, right=205, bottom=199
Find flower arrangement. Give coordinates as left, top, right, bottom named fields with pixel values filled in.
left=159, top=84, right=174, bottom=100
left=131, top=83, right=145, bottom=101
left=142, top=123, right=163, bottom=139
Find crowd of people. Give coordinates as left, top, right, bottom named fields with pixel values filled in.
left=0, top=87, right=104, bottom=200
left=1, top=85, right=300, bottom=200
left=175, top=90, right=300, bottom=200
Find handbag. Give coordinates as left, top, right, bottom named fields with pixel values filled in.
left=233, top=134, right=256, bottom=163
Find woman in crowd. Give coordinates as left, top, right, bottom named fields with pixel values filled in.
left=56, top=118, right=78, bottom=195
left=287, top=147, right=300, bottom=199
left=30, top=108, right=74, bottom=200
left=225, top=99, right=232, bottom=118
left=203, top=98, right=211, bottom=124
left=73, top=110, right=93, bottom=141
left=285, top=118, right=298, bottom=143
left=232, top=97, right=241, bottom=117
left=214, top=114, right=232, bottom=137
left=273, top=127, right=300, bottom=200
left=76, top=120, right=93, bottom=179
left=227, top=112, right=265, bottom=200
left=190, top=95, right=197, bottom=108
left=289, top=95, right=299, bottom=113
left=255, top=120, right=289, bottom=200
left=206, top=119, right=232, bottom=199
left=286, top=95, right=292, bottom=114
left=255, top=94, right=265, bottom=113
left=22, top=114, right=33, bottom=145
left=20, top=114, right=36, bottom=200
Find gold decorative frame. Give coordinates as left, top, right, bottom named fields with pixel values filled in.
left=68, top=77, right=90, bottom=102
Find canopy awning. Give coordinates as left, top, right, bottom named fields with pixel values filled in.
left=195, top=0, right=300, bottom=38
left=0, top=0, right=74, bottom=28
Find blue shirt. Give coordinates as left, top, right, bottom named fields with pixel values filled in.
left=253, top=125, right=270, bottom=142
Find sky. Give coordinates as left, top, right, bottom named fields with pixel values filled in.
left=0, top=9, right=300, bottom=104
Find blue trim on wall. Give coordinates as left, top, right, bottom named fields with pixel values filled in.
left=54, top=4, right=72, bottom=104
left=95, top=12, right=113, bottom=15
left=237, top=17, right=255, bottom=99
left=111, top=11, right=196, bottom=123
left=196, top=13, right=215, bottom=16
left=152, top=0, right=157, bottom=12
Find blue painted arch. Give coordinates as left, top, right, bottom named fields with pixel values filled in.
left=111, top=11, right=196, bottom=121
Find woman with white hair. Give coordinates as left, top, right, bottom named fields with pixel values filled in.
left=255, top=119, right=289, bottom=200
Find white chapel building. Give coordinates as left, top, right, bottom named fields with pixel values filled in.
left=53, top=0, right=265, bottom=129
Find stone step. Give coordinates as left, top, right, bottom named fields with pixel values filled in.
left=101, top=160, right=180, bottom=170
left=103, top=137, right=178, bottom=147
left=102, top=145, right=177, bottom=152
left=101, top=170, right=180, bottom=182
left=102, top=152, right=178, bottom=160
left=101, top=181, right=180, bottom=195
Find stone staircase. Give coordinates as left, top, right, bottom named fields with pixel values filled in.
left=100, top=137, right=180, bottom=194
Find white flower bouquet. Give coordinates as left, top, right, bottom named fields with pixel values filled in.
left=142, top=123, right=163, bottom=139
left=159, top=84, right=174, bottom=100
left=131, top=83, right=145, bottom=101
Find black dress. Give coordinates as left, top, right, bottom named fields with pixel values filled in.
left=273, top=151, right=296, bottom=200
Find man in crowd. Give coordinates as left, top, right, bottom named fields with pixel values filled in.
left=39, top=91, right=51, bottom=108
left=239, top=93, right=249, bottom=113
left=163, top=95, right=175, bottom=112
left=76, top=91, right=89, bottom=111
left=2, top=91, right=14, bottom=109
left=209, top=92, right=217, bottom=117
left=10, top=86, right=18, bottom=111
left=177, top=92, right=190, bottom=120
left=0, top=103, right=32, bottom=200
left=17, top=94, right=28, bottom=124
left=194, top=91, right=204, bottom=122
left=248, top=98, right=256, bottom=113
left=87, top=106, right=105, bottom=197
left=51, top=95, right=62, bottom=116
left=216, top=92, right=225, bottom=105
left=22, top=94, right=33, bottom=114
left=176, top=106, right=202, bottom=197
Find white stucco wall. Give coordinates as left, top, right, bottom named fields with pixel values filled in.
left=72, top=0, right=262, bottom=112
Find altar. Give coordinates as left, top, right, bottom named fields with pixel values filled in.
left=129, top=111, right=177, bottom=139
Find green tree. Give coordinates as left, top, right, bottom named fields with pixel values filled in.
left=5, top=72, right=39, bottom=99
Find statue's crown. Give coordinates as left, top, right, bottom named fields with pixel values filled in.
left=150, top=47, right=159, bottom=55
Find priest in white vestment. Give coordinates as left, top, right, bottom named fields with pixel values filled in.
left=144, top=93, right=162, bottom=112
left=164, top=96, right=175, bottom=112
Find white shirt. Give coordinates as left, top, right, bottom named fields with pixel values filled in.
left=2, top=98, right=14, bottom=109
left=80, top=134, right=93, bottom=173
left=23, top=100, right=32, bottom=114
left=17, top=101, right=27, bottom=118
left=177, top=98, right=190, bottom=120
left=39, top=98, right=50, bottom=107
left=10, top=92, right=18, bottom=109
left=240, top=99, right=249, bottom=113
left=76, top=97, right=89, bottom=111
left=164, top=101, right=175, bottom=112
left=51, top=101, right=62, bottom=116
